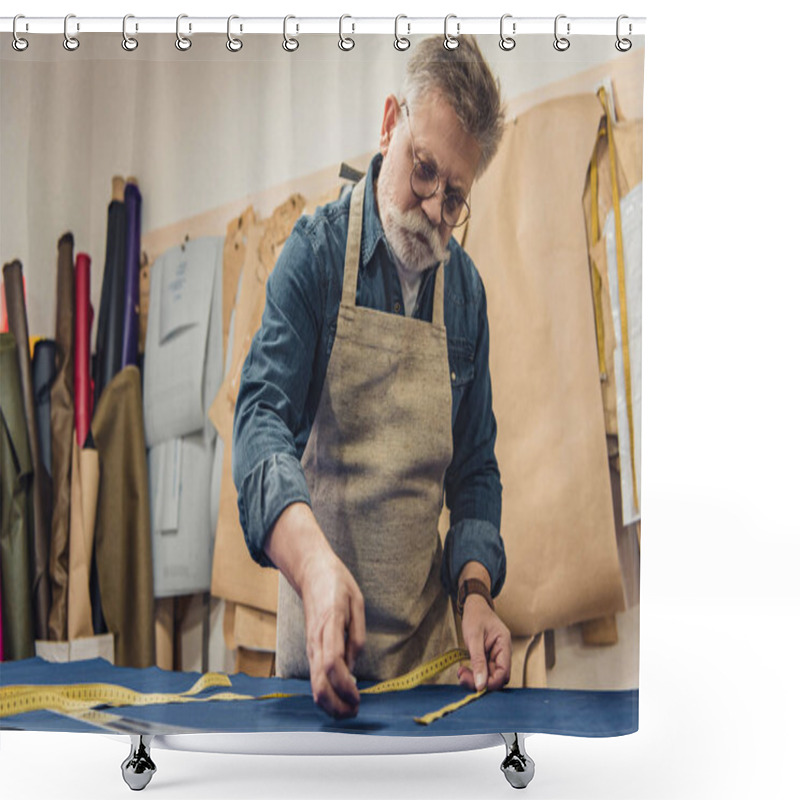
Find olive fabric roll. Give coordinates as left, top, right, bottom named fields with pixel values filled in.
left=48, top=232, right=76, bottom=642
left=2, top=260, right=50, bottom=641
left=91, top=365, right=155, bottom=667
left=0, top=332, right=36, bottom=659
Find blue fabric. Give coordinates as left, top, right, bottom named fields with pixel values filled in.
left=233, top=153, right=506, bottom=600
left=0, top=658, right=638, bottom=738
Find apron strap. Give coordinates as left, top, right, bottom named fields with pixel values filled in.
left=341, top=179, right=366, bottom=307
left=342, top=176, right=446, bottom=330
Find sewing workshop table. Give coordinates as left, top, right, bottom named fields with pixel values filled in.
left=0, top=656, right=638, bottom=737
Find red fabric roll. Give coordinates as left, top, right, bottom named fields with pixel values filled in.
left=74, top=253, right=94, bottom=448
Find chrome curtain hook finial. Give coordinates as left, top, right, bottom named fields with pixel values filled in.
left=283, top=15, right=299, bottom=52
left=175, top=14, right=191, bottom=51
left=339, top=14, right=355, bottom=51
left=615, top=14, right=632, bottom=52
left=443, top=14, right=459, bottom=50
left=499, top=14, right=516, bottom=51
left=394, top=14, right=410, bottom=51
left=122, top=14, right=138, bottom=51
left=12, top=15, right=29, bottom=52
left=227, top=15, right=243, bottom=51
left=553, top=14, right=570, bottom=51
left=63, top=13, right=79, bottom=51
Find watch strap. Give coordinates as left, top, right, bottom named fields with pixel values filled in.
left=457, top=578, right=494, bottom=616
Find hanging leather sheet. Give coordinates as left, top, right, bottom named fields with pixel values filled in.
left=464, top=94, right=626, bottom=636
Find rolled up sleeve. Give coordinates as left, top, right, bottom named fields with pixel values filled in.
left=232, top=218, right=324, bottom=568
left=441, top=278, right=506, bottom=599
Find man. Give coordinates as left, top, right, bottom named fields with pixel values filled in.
left=233, top=35, right=510, bottom=719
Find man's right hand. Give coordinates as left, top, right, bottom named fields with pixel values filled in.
left=266, top=503, right=366, bottom=719
left=299, top=549, right=366, bottom=718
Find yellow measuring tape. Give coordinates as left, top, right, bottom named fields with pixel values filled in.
left=0, top=648, right=482, bottom=727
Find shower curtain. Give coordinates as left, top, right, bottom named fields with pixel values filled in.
left=1, top=24, right=644, bottom=740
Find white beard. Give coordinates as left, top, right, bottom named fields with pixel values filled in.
left=377, top=172, right=451, bottom=275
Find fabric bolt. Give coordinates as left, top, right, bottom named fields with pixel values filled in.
left=90, top=365, right=155, bottom=668
left=0, top=332, right=36, bottom=660
left=31, top=339, right=57, bottom=476
left=93, top=196, right=128, bottom=408
left=121, top=181, right=142, bottom=367
left=47, top=232, right=76, bottom=642
left=276, top=178, right=458, bottom=682
left=2, top=260, right=51, bottom=642
left=73, top=254, right=93, bottom=449
left=66, top=433, right=99, bottom=641
left=234, top=154, right=506, bottom=603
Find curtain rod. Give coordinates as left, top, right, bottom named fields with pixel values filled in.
left=1, top=16, right=646, bottom=37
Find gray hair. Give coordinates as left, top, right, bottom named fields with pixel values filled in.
left=400, top=35, right=506, bottom=178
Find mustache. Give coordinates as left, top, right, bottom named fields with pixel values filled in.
left=393, top=207, right=449, bottom=261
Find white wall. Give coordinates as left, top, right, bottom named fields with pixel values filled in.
left=1, top=32, right=636, bottom=339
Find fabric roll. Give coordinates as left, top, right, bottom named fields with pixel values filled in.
left=91, top=365, right=155, bottom=668
left=73, top=253, right=93, bottom=449
left=93, top=197, right=128, bottom=407
left=2, top=260, right=50, bottom=642
left=0, top=332, right=36, bottom=659
left=66, top=433, right=99, bottom=640
left=32, top=340, right=57, bottom=476
left=120, top=181, right=142, bottom=367
left=0, top=571, right=4, bottom=660
left=48, top=232, right=76, bottom=642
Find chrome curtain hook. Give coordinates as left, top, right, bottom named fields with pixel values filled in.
left=283, top=15, right=299, bottom=52
left=339, top=14, right=355, bottom=51
left=175, top=14, right=192, bottom=51
left=227, top=15, right=243, bottom=51
left=443, top=14, right=459, bottom=51
left=122, top=14, right=138, bottom=51
left=553, top=14, right=570, bottom=51
left=615, top=14, right=632, bottom=52
left=63, top=13, right=80, bottom=51
left=499, top=14, right=516, bottom=51
left=394, top=14, right=410, bottom=51
left=12, top=15, right=29, bottom=52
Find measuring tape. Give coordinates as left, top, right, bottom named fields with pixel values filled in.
left=0, top=648, right=485, bottom=727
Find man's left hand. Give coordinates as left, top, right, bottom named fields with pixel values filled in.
left=457, top=595, right=511, bottom=692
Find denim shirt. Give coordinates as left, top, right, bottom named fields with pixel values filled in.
left=233, top=153, right=506, bottom=601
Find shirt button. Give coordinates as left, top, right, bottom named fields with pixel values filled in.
left=393, top=301, right=402, bottom=313
left=451, top=371, right=457, bottom=381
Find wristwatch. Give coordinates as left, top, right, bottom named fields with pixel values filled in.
left=456, top=579, right=494, bottom=616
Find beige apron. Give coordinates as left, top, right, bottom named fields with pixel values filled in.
left=277, top=178, right=458, bottom=681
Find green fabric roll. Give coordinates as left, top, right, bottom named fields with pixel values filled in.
left=0, top=332, right=36, bottom=660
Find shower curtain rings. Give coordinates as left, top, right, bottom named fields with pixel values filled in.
left=553, top=14, right=570, bottom=51
left=615, top=15, right=632, bottom=51
left=227, top=15, right=243, bottom=52
left=122, top=15, right=138, bottom=51
left=63, top=14, right=79, bottom=51
left=12, top=15, right=29, bottom=52
left=394, top=15, right=410, bottom=51
left=339, top=15, right=355, bottom=51
left=175, top=14, right=191, bottom=51
left=499, top=14, right=516, bottom=51
left=283, top=15, right=299, bottom=52
left=443, top=14, right=459, bottom=50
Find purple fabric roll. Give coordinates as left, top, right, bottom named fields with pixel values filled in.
left=120, top=182, right=142, bottom=367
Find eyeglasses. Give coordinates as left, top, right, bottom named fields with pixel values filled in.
left=402, top=103, right=471, bottom=228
